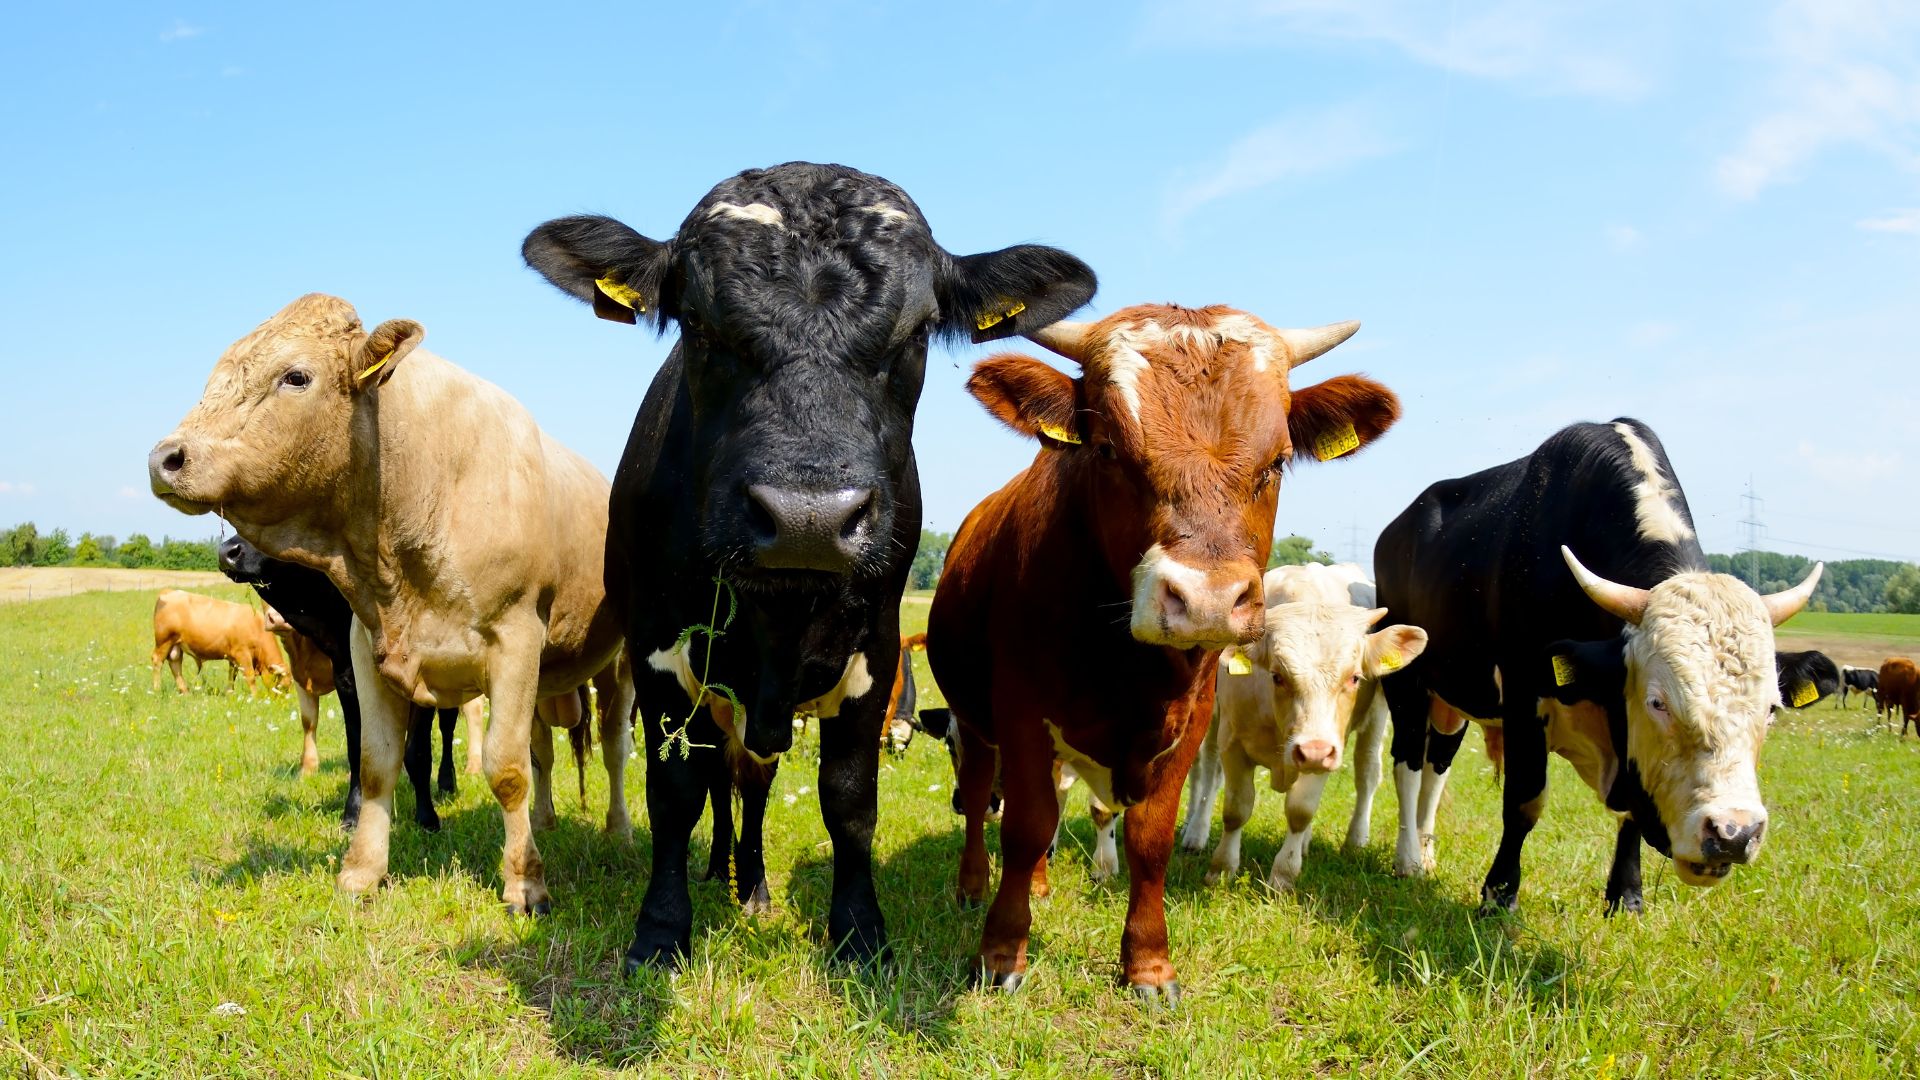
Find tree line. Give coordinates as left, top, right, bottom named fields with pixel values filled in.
left=1706, top=550, right=1920, bottom=615
left=907, top=529, right=1338, bottom=590
left=0, top=522, right=221, bottom=572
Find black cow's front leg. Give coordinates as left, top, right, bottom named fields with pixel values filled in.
left=735, top=760, right=777, bottom=914
left=698, top=756, right=733, bottom=884
left=436, top=707, right=459, bottom=794
left=1480, top=709, right=1548, bottom=913
left=405, top=705, right=441, bottom=832
left=1604, top=817, right=1643, bottom=916
left=627, top=710, right=718, bottom=972
left=816, top=665, right=890, bottom=965
left=340, top=683, right=365, bottom=830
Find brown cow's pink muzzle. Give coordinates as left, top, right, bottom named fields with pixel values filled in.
left=1131, top=547, right=1264, bottom=648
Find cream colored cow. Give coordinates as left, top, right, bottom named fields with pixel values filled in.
left=1179, top=563, right=1427, bottom=891
left=149, top=294, right=632, bottom=914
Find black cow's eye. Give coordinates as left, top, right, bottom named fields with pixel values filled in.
left=281, top=370, right=310, bottom=389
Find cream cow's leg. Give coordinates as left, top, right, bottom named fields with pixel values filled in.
left=296, top=682, right=321, bottom=777
left=462, top=697, right=486, bottom=775
left=1347, top=689, right=1389, bottom=850
left=529, top=696, right=563, bottom=832
left=338, top=617, right=409, bottom=896
left=485, top=637, right=548, bottom=915
left=1177, top=716, right=1224, bottom=852
left=593, top=660, right=635, bottom=840
left=1205, top=744, right=1257, bottom=885
left=1270, top=772, right=1329, bottom=892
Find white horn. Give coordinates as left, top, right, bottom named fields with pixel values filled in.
left=1561, top=545, right=1651, bottom=626
left=1276, top=320, right=1361, bottom=369
left=1761, top=562, right=1823, bottom=626
left=1025, top=320, right=1093, bottom=365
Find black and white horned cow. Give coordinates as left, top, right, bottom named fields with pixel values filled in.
left=523, top=162, right=1096, bottom=969
left=218, top=534, right=461, bottom=831
left=1775, top=650, right=1840, bottom=712
left=1374, top=419, right=1820, bottom=914
left=1841, top=665, right=1880, bottom=709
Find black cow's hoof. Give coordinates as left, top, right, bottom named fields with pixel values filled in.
left=741, top=880, right=773, bottom=916
left=1604, top=892, right=1643, bottom=917
left=829, top=927, right=891, bottom=969
left=623, top=935, right=687, bottom=974
left=339, top=815, right=360, bottom=833
left=438, top=777, right=457, bottom=796
left=970, top=964, right=1024, bottom=993
left=1131, top=981, right=1181, bottom=1010
left=416, top=813, right=443, bottom=834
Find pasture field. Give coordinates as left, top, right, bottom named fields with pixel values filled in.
left=5, top=592, right=1919, bottom=1077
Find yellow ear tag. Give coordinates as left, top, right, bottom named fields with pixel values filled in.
left=1551, top=654, right=1576, bottom=687
left=1790, top=680, right=1818, bottom=708
left=595, top=276, right=647, bottom=312
left=1225, top=650, right=1253, bottom=676
left=355, top=350, right=393, bottom=384
left=1378, top=650, right=1401, bottom=672
left=1312, top=421, right=1362, bottom=462
left=1037, top=421, right=1081, bottom=445
left=974, top=299, right=1027, bottom=332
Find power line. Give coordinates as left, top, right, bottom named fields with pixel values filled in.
left=1738, top=478, right=1764, bottom=584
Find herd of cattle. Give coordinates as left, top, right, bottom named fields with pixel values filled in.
left=135, top=161, right=1916, bottom=1005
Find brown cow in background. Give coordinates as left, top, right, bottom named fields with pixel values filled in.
left=151, top=589, right=286, bottom=696
left=1879, top=658, right=1918, bottom=736
left=928, top=303, right=1400, bottom=1004
left=262, top=605, right=336, bottom=775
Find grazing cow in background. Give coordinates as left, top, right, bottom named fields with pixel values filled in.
left=1179, top=563, right=1427, bottom=892
left=1375, top=419, right=1820, bottom=915
left=928, top=303, right=1400, bottom=1002
left=150, top=589, right=286, bottom=696
left=1841, top=665, right=1879, bottom=709
left=880, top=634, right=927, bottom=754
left=223, top=534, right=466, bottom=830
left=1774, top=650, right=1840, bottom=712
left=149, top=294, right=634, bottom=914
left=1880, top=658, right=1918, bottom=735
left=523, top=161, right=1096, bottom=968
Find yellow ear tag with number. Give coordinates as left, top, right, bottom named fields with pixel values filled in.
left=355, top=350, right=393, bottom=384
left=1790, top=680, right=1818, bottom=708
left=975, top=299, right=1027, bottom=332
left=595, top=276, right=647, bottom=312
left=1038, top=421, right=1081, bottom=445
left=1551, top=654, right=1577, bottom=687
left=1312, top=421, right=1362, bottom=462
left=1378, top=650, right=1401, bottom=672
left=1225, top=650, right=1253, bottom=676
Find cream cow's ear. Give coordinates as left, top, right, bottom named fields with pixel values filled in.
left=351, top=319, right=424, bottom=390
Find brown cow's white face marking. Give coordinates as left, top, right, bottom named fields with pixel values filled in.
left=1622, top=573, right=1775, bottom=885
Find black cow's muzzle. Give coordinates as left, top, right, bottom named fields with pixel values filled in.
left=744, top=484, right=876, bottom=574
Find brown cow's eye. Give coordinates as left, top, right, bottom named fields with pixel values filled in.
left=281, top=370, right=310, bottom=389
left=1096, top=441, right=1116, bottom=460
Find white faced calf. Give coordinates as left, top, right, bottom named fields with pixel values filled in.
left=1180, top=563, right=1426, bottom=891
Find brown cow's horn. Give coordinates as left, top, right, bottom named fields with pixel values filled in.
left=1275, top=320, right=1361, bottom=368
left=1761, top=562, right=1823, bottom=626
left=1025, top=320, right=1093, bottom=365
left=1561, top=546, right=1651, bottom=626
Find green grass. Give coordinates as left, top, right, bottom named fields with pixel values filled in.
left=1780, top=610, right=1920, bottom=641
left=5, top=590, right=1919, bottom=1077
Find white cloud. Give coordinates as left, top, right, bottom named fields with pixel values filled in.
left=1605, top=224, right=1643, bottom=251
left=1858, top=208, right=1920, bottom=234
left=0, top=482, right=38, bottom=496
left=1163, top=102, right=1398, bottom=229
left=1795, top=439, right=1901, bottom=481
left=159, top=20, right=205, bottom=43
left=1139, top=0, right=1662, bottom=100
left=118, top=486, right=142, bottom=500
left=1715, top=0, right=1920, bottom=199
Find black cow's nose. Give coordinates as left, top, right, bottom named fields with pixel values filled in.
left=217, top=536, right=244, bottom=573
left=744, top=484, right=874, bottom=573
left=1700, top=817, right=1766, bottom=864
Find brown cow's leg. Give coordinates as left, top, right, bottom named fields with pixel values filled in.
left=593, top=661, right=635, bottom=840
left=484, top=636, right=549, bottom=915
left=338, top=619, right=409, bottom=898
left=295, top=683, right=321, bottom=776
left=529, top=702, right=560, bottom=832
left=1119, top=710, right=1207, bottom=1005
left=462, top=697, right=487, bottom=775
left=974, top=724, right=1058, bottom=991
left=954, top=719, right=997, bottom=906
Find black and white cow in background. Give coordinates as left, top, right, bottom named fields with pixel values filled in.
left=1841, top=665, right=1880, bottom=709
left=218, top=534, right=461, bottom=830
left=1374, top=419, right=1820, bottom=914
left=523, top=162, right=1097, bottom=968
left=1775, top=650, right=1840, bottom=711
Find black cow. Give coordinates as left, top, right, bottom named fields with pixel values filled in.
left=1375, top=419, right=1820, bottom=915
left=218, top=535, right=459, bottom=830
left=523, top=161, right=1096, bottom=969
left=1775, top=650, right=1840, bottom=711
left=1841, top=665, right=1880, bottom=709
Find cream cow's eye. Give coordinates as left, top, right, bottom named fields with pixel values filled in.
left=281, top=369, right=311, bottom=390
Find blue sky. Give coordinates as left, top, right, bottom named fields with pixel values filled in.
left=2, top=1, right=1915, bottom=565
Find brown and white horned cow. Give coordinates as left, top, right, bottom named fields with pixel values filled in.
left=1179, top=562, right=1427, bottom=891
left=150, top=589, right=286, bottom=696
left=147, top=294, right=633, bottom=914
left=927, top=304, right=1400, bottom=1003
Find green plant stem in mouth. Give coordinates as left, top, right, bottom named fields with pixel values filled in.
left=656, top=576, right=738, bottom=762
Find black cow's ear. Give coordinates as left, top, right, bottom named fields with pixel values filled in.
left=522, top=215, right=670, bottom=325
left=941, top=244, right=1097, bottom=344
left=1543, top=639, right=1626, bottom=704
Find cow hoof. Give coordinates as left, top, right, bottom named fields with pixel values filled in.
left=970, top=964, right=1024, bottom=993
left=335, top=865, right=385, bottom=896
left=438, top=777, right=457, bottom=796
left=1476, top=892, right=1520, bottom=918
left=955, top=887, right=987, bottom=909
left=623, top=938, right=686, bottom=975
left=415, top=812, right=442, bottom=834
left=829, top=925, right=891, bottom=969
left=741, top=881, right=773, bottom=916
left=1604, top=892, right=1643, bottom=917
left=1203, top=867, right=1229, bottom=886
left=1131, top=981, right=1181, bottom=1010
left=530, top=811, right=558, bottom=832
left=604, top=818, right=634, bottom=843
left=1265, top=874, right=1298, bottom=894
left=339, top=814, right=360, bottom=834
left=505, top=897, right=551, bottom=917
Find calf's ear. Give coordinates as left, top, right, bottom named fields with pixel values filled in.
left=1364, top=624, right=1428, bottom=678
left=967, top=355, right=1082, bottom=446
left=1287, top=375, right=1401, bottom=464
left=522, top=215, right=670, bottom=325
left=942, top=244, right=1098, bottom=344
left=351, top=319, right=424, bottom=390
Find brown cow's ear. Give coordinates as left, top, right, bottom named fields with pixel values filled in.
left=1287, top=374, right=1400, bottom=463
left=351, top=319, right=424, bottom=391
left=966, top=354, right=1082, bottom=445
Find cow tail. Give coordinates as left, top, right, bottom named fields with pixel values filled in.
left=1483, top=725, right=1505, bottom=780
left=570, top=700, right=590, bottom=806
